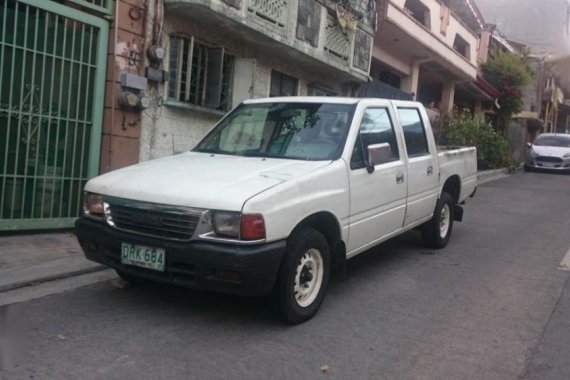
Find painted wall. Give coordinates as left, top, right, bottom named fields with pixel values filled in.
left=387, top=0, right=479, bottom=72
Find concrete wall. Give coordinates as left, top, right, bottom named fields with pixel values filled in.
left=383, top=0, right=479, bottom=82
left=507, top=120, right=526, bottom=162
left=388, top=0, right=479, bottom=68
left=371, top=44, right=412, bottom=76
left=100, top=0, right=147, bottom=174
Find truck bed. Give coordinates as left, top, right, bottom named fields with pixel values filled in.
left=437, top=146, right=478, bottom=203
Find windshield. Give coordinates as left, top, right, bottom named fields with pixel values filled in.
left=534, top=135, right=570, bottom=148
left=194, top=102, right=356, bottom=161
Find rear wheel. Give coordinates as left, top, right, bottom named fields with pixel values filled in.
left=422, top=192, right=454, bottom=249
left=272, top=228, right=330, bottom=324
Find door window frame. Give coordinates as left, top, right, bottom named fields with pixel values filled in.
left=350, top=107, right=401, bottom=170
left=397, top=107, right=431, bottom=158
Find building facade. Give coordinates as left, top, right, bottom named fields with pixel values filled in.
left=2, top=0, right=507, bottom=231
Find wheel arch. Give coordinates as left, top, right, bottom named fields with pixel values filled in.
left=288, top=211, right=346, bottom=277
left=441, top=175, right=461, bottom=204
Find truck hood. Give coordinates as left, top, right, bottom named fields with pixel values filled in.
left=85, top=152, right=331, bottom=211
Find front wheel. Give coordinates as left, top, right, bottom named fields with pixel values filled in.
left=272, top=228, right=331, bottom=324
left=422, top=192, right=454, bottom=249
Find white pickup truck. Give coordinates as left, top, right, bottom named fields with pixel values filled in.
left=76, top=97, right=477, bottom=323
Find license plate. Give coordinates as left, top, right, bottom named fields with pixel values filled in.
left=121, top=243, right=165, bottom=272
left=542, top=162, right=555, bottom=167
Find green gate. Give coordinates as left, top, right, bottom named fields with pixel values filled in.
left=0, top=0, right=108, bottom=230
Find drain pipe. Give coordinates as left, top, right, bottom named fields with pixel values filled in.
left=107, top=0, right=120, bottom=173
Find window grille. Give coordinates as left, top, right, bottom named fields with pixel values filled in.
left=168, top=36, right=234, bottom=111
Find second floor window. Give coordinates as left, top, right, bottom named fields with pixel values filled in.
left=168, top=35, right=234, bottom=111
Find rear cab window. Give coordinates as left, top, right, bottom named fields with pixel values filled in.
left=397, top=108, right=430, bottom=157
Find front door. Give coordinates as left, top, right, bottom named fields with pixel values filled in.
left=347, top=107, right=408, bottom=255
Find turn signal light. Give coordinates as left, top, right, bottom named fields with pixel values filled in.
left=240, top=214, right=266, bottom=241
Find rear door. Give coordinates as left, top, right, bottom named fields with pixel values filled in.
left=395, top=106, right=439, bottom=227
left=347, top=104, right=408, bottom=254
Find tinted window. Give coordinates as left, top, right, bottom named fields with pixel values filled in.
left=534, top=135, right=570, bottom=147
left=398, top=108, right=429, bottom=157
left=351, top=108, right=399, bottom=169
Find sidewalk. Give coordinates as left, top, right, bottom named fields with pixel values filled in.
left=0, top=231, right=105, bottom=293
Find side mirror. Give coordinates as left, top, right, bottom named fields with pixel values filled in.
left=367, top=143, right=392, bottom=173
left=526, top=142, right=532, bottom=148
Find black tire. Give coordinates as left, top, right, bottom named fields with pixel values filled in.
left=272, top=228, right=331, bottom=324
left=524, top=165, right=531, bottom=172
left=422, top=192, right=454, bottom=249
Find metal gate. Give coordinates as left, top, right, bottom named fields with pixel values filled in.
left=0, top=0, right=108, bottom=230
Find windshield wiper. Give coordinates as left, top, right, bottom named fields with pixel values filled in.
left=194, top=147, right=227, bottom=154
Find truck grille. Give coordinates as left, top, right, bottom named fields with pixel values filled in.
left=106, top=203, right=201, bottom=241
left=537, top=156, right=563, bottom=163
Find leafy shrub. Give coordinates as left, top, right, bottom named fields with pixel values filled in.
left=482, top=50, right=534, bottom=133
left=435, top=111, right=513, bottom=170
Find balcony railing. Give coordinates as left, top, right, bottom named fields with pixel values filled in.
left=247, top=0, right=289, bottom=27
left=357, top=80, right=414, bottom=100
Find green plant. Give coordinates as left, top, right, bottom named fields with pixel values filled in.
left=482, top=50, right=534, bottom=134
left=436, top=111, right=513, bottom=170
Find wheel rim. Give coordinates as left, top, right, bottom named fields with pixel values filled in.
left=439, top=204, right=451, bottom=238
left=293, top=248, right=324, bottom=308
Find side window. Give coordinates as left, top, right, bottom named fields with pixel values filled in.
left=351, top=108, right=399, bottom=169
left=397, top=108, right=429, bottom=157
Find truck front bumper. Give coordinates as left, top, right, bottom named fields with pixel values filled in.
left=75, top=217, right=286, bottom=297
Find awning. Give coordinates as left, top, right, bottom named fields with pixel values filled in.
left=513, top=111, right=540, bottom=119
left=472, top=75, right=500, bottom=100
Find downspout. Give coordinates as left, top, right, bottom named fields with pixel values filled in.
left=109, top=0, right=120, bottom=173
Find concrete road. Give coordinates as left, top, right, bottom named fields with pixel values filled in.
left=3, top=172, right=570, bottom=380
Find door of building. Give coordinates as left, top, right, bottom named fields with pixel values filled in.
left=0, top=0, right=108, bottom=230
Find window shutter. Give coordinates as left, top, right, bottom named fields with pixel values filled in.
left=231, top=58, right=256, bottom=106
left=204, top=47, right=224, bottom=108
left=168, top=37, right=183, bottom=100
left=296, top=0, right=320, bottom=47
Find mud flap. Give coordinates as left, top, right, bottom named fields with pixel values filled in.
left=454, top=205, right=464, bottom=222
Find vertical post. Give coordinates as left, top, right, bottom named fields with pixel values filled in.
left=474, top=99, right=483, bottom=118
left=440, top=81, right=456, bottom=113
left=401, top=60, right=420, bottom=100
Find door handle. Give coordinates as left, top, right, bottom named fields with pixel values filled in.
left=427, top=166, right=433, bottom=176
left=396, top=173, right=404, bottom=184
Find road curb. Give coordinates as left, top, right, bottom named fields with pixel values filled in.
left=477, top=165, right=522, bottom=185
left=477, top=168, right=510, bottom=185
left=0, top=264, right=107, bottom=293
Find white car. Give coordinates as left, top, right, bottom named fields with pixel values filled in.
left=76, top=97, right=477, bottom=323
left=526, top=133, right=570, bottom=172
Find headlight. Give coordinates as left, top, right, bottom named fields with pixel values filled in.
left=563, top=153, right=570, bottom=159
left=212, top=212, right=266, bottom=240
left=83, top=192, right=104, bottom=216
left=213, top=211, right=241, bottom=238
